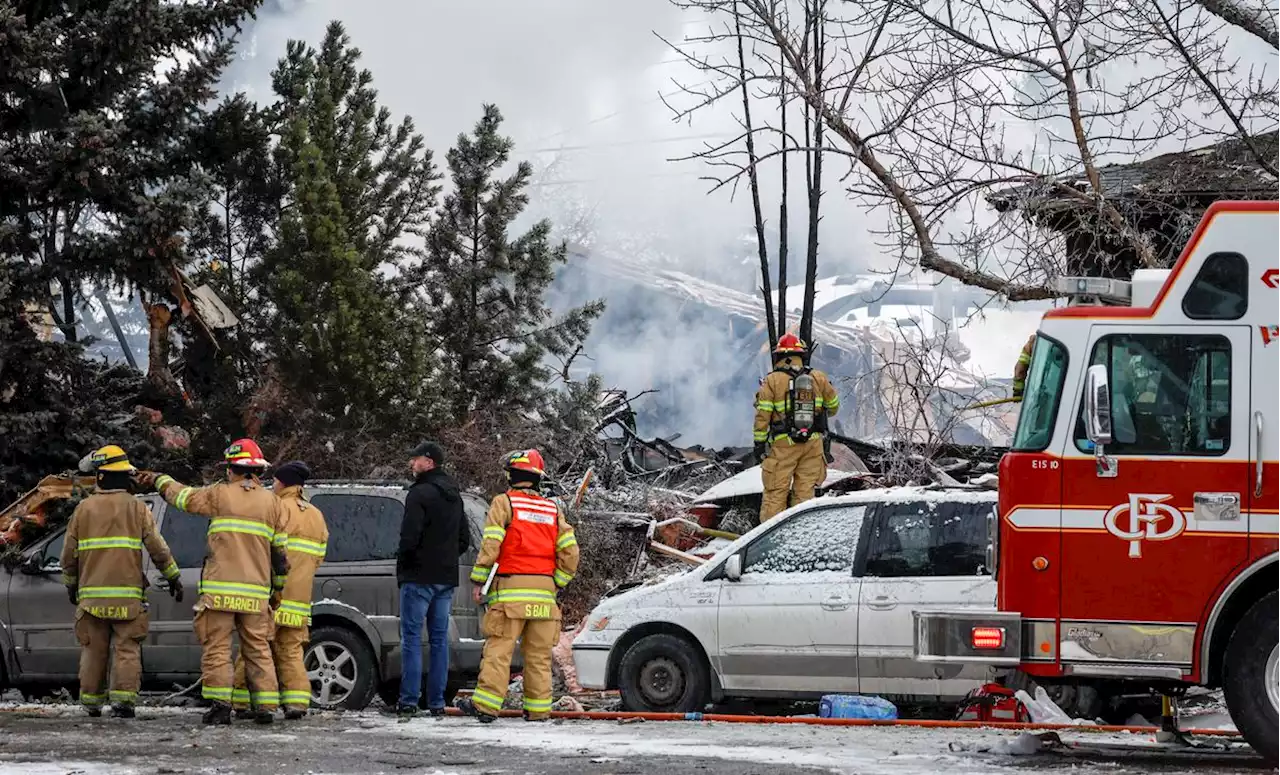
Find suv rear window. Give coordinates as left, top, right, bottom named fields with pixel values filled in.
left=864, top=500, right=990, bottom=577
left=309, top=494, right=402, bottom=563
left=159, top=505, right=212, bottom=568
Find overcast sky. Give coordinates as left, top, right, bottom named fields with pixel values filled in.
left=226, top=0, right=883, bottom=283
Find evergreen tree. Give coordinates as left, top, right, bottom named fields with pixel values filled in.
left=418, top=105, right=604, bottom=424
left=188, top=21, right=443, bottom=434
left=0, top=1, right=260, bottom=498
left=0, top=0, right=262, bottom=336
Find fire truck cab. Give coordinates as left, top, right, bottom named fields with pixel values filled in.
left=915, top=201, right=1279, bottom=761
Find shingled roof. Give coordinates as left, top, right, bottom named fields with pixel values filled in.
left=988, top=131, right=1278, bottom=216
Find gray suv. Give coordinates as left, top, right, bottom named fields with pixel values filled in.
left=2, top=481, right=508, bottom=710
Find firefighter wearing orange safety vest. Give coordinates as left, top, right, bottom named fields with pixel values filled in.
left=231, top=461, right=328, bottom=720
left=61, top=445, right=183, bottom=718
left=754, top=333, right=840, bottom=523
left=457, top=449, right=579, bottom=723
left=136, top=439, right=290, bottom=725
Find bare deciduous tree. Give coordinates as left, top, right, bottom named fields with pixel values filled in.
left=663, top=0, right=1277, bottom=300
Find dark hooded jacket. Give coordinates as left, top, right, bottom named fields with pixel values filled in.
left=396, top=469, right=471, bottom=586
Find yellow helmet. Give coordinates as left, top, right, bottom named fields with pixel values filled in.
left=90, top=445, right=135, bottom=473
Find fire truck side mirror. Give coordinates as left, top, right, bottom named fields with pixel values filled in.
left=1084, top=364, right=1114, bottom=447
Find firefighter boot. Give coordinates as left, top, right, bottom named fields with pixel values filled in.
left=253, top=709, right=275, bottom=725
left=456, top=697, right=496, bottom=724
left=283, top=708, right=307, bottom=721
left=109, top=704, right=136, bottom=719
left=234, top=708, right=257, bottom=720
left=202, top=702, right=232, bottom=726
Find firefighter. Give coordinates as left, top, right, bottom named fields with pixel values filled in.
left=456, top=449, right=579, bottom=723
left=60, top=445, right=184, bottom=718
left=754, top=333, right=840, bottom=523
left=135, top=439, right=289, bottom=725
left=231, top=461, right=327, bottom=721
left=1012, top=334, right=1036, bottom=399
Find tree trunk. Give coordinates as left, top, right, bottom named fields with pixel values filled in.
left=145, top=302, right=181, bottom=397
left=735, top=1, right=777, bottom=349
left=777, top=74, right=790, bottom=337
left=800, top=1, right=825, bottom=344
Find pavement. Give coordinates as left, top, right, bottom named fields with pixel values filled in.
left=0, top=703, right=1268, bottom=775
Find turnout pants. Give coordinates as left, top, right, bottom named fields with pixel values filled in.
left=232, top=624, right=311, bottom=711
left=759, top=436, right=827, bottom=523
left=472, top=607, right=560, bottom=719
left=195, top=608, right=278, bottom=710
left=75, top=611, right=149, bottom=708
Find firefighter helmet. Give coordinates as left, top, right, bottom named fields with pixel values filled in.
left=503, top=449, right=546, bottom=476
left=773, top=333, right=808, bottom=357
left=90, top=444, right=135, bottom=473
left=224, top=438, right=270, bottom=469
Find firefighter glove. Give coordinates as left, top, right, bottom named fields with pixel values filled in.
left=167, top=577, right=184, bottom=603
left=753, top=442, right=767, bottom=463
left=132, top=471, right=157, bottom=490
left=66, top=585, right=78, bottom=606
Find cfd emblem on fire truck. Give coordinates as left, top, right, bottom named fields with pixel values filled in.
left=1103, top=494, right=1186, bottom=559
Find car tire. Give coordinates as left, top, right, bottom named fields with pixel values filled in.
left=617, top=633, right=709, bottom=714
left=305, top=625, right=377, bottom=711
left=1222, top=591, right=1278, bottom=764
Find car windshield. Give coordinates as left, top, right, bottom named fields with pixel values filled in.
left=1011, top=335, right=1069, bottom=451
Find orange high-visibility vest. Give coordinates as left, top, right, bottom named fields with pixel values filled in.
left=496, top=489, right=559, bottom=576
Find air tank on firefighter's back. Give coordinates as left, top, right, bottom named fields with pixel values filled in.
left=792, top=371, right=816, bottom=431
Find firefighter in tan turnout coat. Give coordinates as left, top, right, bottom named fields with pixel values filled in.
left=457, top=449, right=579, bottom=722
left=232, top=461, right=327, bottom=720
left=754, top=333, right=840, bottom=523
left=138, top=438, right=290, bottom=725
left=61, top=445, right=184, bottom=718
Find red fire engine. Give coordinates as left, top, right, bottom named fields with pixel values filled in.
left=915, top=200, right=1279, bottom=762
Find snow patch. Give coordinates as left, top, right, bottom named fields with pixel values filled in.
left=692, top=466, right=862, bottom=504
left=367, top=716, right=1038, bottom=773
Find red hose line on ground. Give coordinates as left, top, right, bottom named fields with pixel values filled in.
left=441, top=707, right=1240, bottom=737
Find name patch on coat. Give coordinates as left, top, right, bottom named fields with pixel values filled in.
left=515, top=509, right=555, bottom=525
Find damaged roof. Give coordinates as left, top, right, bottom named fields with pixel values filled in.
left=988, top=131, right=1279, bottom=217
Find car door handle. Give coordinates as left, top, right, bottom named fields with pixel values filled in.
left=821, top=595, right=851, bottom=611
left=866, top=595, right=897, bottom=611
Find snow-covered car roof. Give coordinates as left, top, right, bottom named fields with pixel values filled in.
left=794, top=484, right=998, bottom=509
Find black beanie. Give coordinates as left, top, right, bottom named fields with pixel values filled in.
left=274, top=460, right=311, bottom=488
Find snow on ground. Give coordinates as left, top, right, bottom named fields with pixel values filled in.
left=364, top=715, right=1229, bottom=775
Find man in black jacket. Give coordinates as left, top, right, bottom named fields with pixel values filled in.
left=394, top=441, right=471, bottom=717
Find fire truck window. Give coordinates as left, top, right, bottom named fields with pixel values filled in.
left=1074, top=334, right=1231, bottom=456
left=1011, top=337, right=1069, bottom=452
left=742, top=505, right=865, bottom=575
left=1182, top=252, right=1248, bottom=320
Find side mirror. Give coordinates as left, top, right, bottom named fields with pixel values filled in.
left=20, top=554, right=47, bottom=576
left=725, top=554, right=743, bottom=582
left=1084, top=364, right=1113, bottom=446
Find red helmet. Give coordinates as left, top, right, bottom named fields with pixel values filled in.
left=224, top=438, right=270, bottom=469
left=503, top=449, right=546, bottom=476
left=773, top=333, right=808, bottom=356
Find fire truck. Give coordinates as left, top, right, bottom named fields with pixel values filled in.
left=914, top=200, right=1279, bottom=761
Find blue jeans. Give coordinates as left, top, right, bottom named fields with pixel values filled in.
left=398, top=583, right=455, bottom=709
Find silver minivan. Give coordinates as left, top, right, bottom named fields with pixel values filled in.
left=4, top=481, right=501, bottom=709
